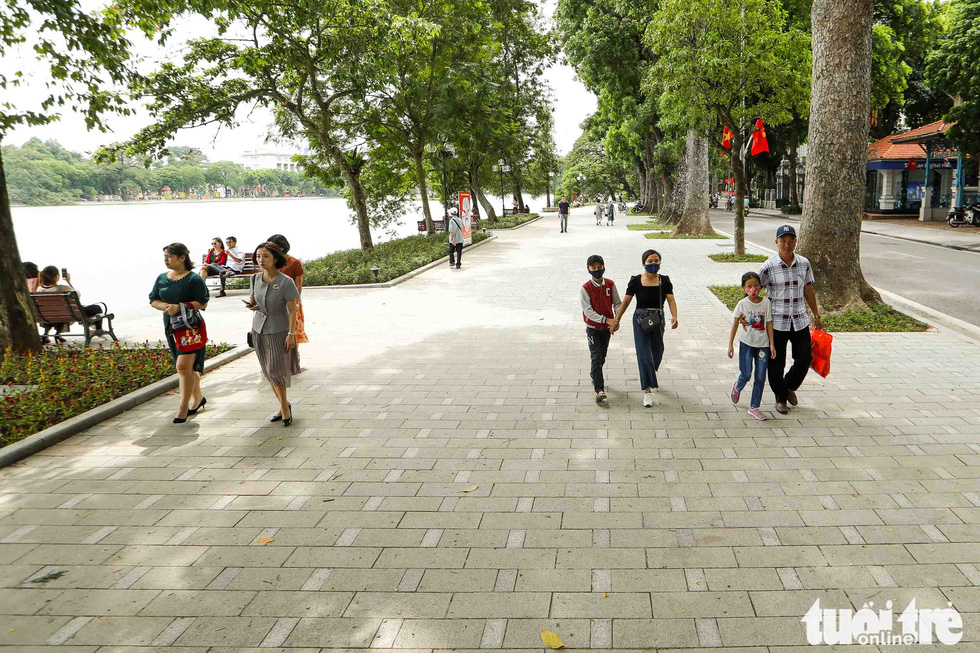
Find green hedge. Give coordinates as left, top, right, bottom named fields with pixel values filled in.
left=490, top=213, right=540, bottom=229
left=627, top=221, right=673, bottom=231
left=708, top=285, right=928, bottom=332
left=303, top=231, right=491, bottom=286
left=1, top=343, right=231, bottom=447
left=708, top=253, right=768, bottom=263
left=645, top=232, right=727, bottom=239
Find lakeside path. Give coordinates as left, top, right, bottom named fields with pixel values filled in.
left=3, top=206, right=980, bottom=649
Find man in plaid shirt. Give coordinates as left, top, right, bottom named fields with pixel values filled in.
left=758, top=225, right=823, bottom=415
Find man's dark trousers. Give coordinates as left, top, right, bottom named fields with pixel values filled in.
left=587, top=328, right=611, bottom=393
left=449, top=243, right=463, bottom=265
left=768, top=325, right=812, bottom=402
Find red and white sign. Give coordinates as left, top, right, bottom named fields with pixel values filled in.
left=458, top=191, right=473, bottom=245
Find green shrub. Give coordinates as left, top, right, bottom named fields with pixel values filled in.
left=1, top=342, right=231, bottom=447
left=708, top=253, right=768, bottom=263
left=627, top=222, right=673, bottom=231
left=303, top=231, right=491, bottom=286
left=645, top=232, right=727, bottom=239
left=489, top=213, right=540, bottom=229
left=779, top=205, right=803, bottom=214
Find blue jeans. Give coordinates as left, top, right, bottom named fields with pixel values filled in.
left=736, top=342, right=769, bottom=408
left=632, top=310, right=665, bottom=390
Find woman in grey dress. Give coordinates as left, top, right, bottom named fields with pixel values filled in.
left=246, top=241, right=301, bottom=426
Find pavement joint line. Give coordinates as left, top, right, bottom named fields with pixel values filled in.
left=335, top=527, right=361, bottom=547
left=260, top=616, right=300, bottom=648
left=778, top=567, right=804, bottom=590
left=285, top=495, right=309, bottom=511
left=397, top=568, right=424, bottom=592
left=134, top=494, right=164, bottom=510
left=592, top=569, right=612, bottom=593
left=480, top=618, right=507, bottom=649
left=151, top=616, right=195, bottom=646
left=494, top=569, right=518, bottom=592
left=921, top=524, right=950, bottom=543
left=113, top=565, right=152, bottom=589
left=686, top=568, right=708, bottom=591
left=869, top=565, right=898, bottom=587
left=206, top=567, right=243, bottom=590
left=47, top=616, right=92, bottom=645
left=166, top=526, right=199, bottom=545
left=956, top=564, right=980, bottom=586
left=696, top=617, right=724, bottom=648
left=1, top=525, right=36, bottom=543
left=371, top=618, right=403, bottom=649
left=421, top=528, right=443, bottom=548
left=300, top=568, right=332, bottom=591
left=56, top=493, right=93, bottom=509
left=81, top=526, right=117, bottom=544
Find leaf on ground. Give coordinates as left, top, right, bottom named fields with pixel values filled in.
left=29, top=570, right=66, bottom=584
left=540, top=630, right=565, bottom=649
left=256, top=538, right=275, bottom=544
left=462, top=485, right=478, bottom=493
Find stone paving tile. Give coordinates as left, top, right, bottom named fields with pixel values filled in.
left=3, top=209, right=980, bottom=649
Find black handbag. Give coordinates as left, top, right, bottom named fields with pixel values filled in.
left=246, top=273, right=259, bottom=348
left=637, top=281, right=664, bottom=333
left=168, top=302, right=203, bottom=331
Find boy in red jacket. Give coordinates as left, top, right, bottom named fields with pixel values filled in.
left=581, top=255, right=622, bottom=402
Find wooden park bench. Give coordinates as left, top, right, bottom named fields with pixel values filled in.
left=416, top=218, right=481, bottom=233
left=200, top=252, right=260, bottom=294
left=30, top=292, right=118, bottom=347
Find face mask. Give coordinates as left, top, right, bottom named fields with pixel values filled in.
left=644, top=263, right=660, bottom=274
left=746, top=287, right=760, bottom=297
left=589, top=269, right=605, bottom=279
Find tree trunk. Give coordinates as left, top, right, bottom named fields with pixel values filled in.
left=512, top=170, right=525, bottom=211
left=788, top=119, right=801, bottom=210
left=413, top=149, right=435, bottom=234
left=642, top=134, right=657, bottom=214
left=334, top=152, right=373, bottom=251
left=0, top=145, right=42, bottom=357
left=662, top=139, right=689, bottom=224
left=636, top=158, right=647, bottom=208
left=731, top=149, right=748, bottom=257
left=673, top=132, right=715, bottom=236
left=470, top=160, right=497, bottom=224
left=797, top=0, right=880, bottom=311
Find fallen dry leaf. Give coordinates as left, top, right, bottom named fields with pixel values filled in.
left=462, top=485, right=479, bottom=493
left=256, top=538, right=275, bottom=544
left=540, top=630, right=564, bottom=649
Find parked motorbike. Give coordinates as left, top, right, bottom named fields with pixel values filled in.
left=630, top=200, right=643, bottom=214
left=948, top=203, right=980, bottom=227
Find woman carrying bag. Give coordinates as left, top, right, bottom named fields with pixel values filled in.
left=611, top=249, right=679, bottom=407
left=149, top=243, right=210, bottom=423
left=246, top=241, right=301, bottom=426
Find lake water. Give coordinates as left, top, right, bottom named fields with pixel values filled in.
left=12, top=194, right=546, bottom=316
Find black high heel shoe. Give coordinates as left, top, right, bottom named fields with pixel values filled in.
left=281, top=405, right=293, bottom=427
left=173, top=416, right=187, bottom=424
left=271, top=403, right=290, bottom=423
left=188, top=397, right=207, bottom=415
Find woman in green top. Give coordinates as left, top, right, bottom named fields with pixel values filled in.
left=149, top=243, right=210, bottom=423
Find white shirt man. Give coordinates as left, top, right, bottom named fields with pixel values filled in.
left=225, top=236, right=246, bottom=273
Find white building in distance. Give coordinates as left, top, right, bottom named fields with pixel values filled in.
left=241, top=149, right=302, bottom=172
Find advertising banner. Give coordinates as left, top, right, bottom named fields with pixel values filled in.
left=459, top=191, right=473, bottom=245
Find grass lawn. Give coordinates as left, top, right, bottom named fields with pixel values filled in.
left=708, top=285, right=929, bottom=332
left=646, top=232, right=727, bottom=239
left=303, top=231, right=492, bottom=286
left=628, top=222, right=674, bottom=231
left=708, top=253, right=768, bottom=263
left=1, top=343, right=232, bottom=447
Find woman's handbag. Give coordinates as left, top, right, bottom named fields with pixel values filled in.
left=637, top=282, right=664, bottom=333
left=170, top=303, right=207, bottom=352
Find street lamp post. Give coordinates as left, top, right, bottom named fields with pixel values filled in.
left=547, top=171, right=555, bottom=208
left=576, top=174, right=585, bottom=202
left=491, top=159, right=511, bottom=217
left=426, top=135, right=457, bottom=229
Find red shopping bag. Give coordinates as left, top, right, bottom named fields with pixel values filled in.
left=174, top=321, right=207, bottom=353
left=809, top=328, right=833, bottom=378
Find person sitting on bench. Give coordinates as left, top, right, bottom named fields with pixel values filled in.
left=200, top=237, right=232, bottom=297
left=35, top=266, right=107, bottom=344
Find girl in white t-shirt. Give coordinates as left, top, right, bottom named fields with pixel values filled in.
left=727, top=272, right=776, bottom=420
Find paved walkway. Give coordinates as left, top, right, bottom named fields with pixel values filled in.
left=3, top=207, right=980, bottom=650
left=752, top=207, right=980, bottom=253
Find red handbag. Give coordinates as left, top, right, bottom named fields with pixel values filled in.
left=809, top=328, right=833, bottom=378
left=172, top=303, right=208, bottom=353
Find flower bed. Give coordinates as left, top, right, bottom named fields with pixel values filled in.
left=1, top=343, right=231, bottom=447
left=708, top=285, right=928, bottom=332
left=303, top=231, right=491, bottom=286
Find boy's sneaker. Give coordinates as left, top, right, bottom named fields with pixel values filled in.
left=596, top=391, right=607, bottom=403
left=730, top=380, right=740, bottom=404
left=748, top=407, right=767, bottom=421
left=643, top=393, right=654, bottom=407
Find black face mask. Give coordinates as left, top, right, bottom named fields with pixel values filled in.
left=589, top=269, right=605, bottom=279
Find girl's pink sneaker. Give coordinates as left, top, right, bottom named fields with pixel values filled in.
left=748, top=407, right=767, bottom=421
left=730, top=380, right=740, bottom=404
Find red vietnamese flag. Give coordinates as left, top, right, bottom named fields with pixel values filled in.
left=750, top=118, right=769, bottom=156
left=722, top=126, right=733, bottom=150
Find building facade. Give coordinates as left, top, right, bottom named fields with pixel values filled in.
left=241, top=150, right=302, bottom=172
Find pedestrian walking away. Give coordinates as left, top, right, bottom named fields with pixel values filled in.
left=558, top=195, right=570, bottom=233
left=581, top=255, right=622, bottom=403
left=448, top=209, right=464, bottom=268
left=594, top=202, right=604, bottom=226
left=758, top=224, right=822, bottom=415
left=728, top=272, right=776, bottom=421
left=246, top=241, right=301, bottom=427
left=612, top=249, right=678, bottom=407
left=149, top=243, right=209, bottom=423
left=606, top=198, right=615, bottom=226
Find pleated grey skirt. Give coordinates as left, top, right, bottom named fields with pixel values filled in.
left=253, top=330, right=301, bottom=387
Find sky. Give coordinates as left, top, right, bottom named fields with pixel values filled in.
left=4, top=1, right=596, bottom=162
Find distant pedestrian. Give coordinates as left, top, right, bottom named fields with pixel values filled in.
left=149, top=243, right=209, bottom=422
left=448, top=209, right=464, bottom=269
left=558, top=195, right=570, bottom=233
left=728, top=272, right=776, bottom=421
left=582, top=255, right=621, bottom=403
left=758, top=225, right=822, bottom=414
left=612, top=249, right=678, bottom=407
left=594, top=202, right=604, bottom=226
left=246, top=241, right=301, bottom=427
left=606, top=199, right=615, bottom=226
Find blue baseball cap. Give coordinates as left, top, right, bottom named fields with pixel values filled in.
left=776, top=224, right=797, bottom=239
